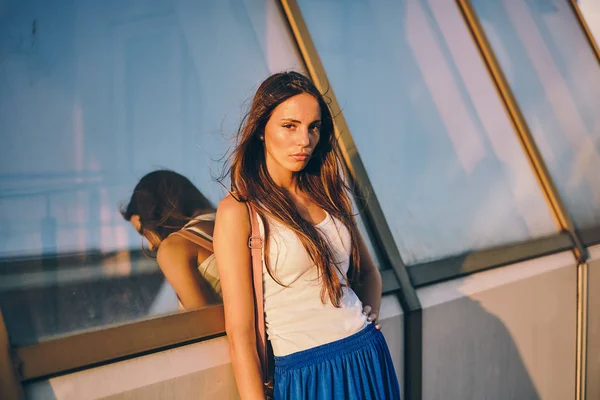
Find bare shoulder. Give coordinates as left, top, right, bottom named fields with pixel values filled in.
left=156, top=234, right=196, bottom=267
left=215, top=195, right=250, bottom=230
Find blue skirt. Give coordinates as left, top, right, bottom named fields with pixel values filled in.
left=273, top=324, right=401, bottom=399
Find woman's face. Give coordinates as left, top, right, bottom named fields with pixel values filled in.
left=129, top=214, right=161, bottom=251
left=263, top=93, right=321, bottom=179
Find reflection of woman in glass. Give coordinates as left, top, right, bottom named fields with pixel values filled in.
left=121, top=170, right=220, bottom=309
left=214, top=72, right=400, bottom=399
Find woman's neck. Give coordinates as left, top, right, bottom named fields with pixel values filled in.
left=268, top=170, right=299, bottom=193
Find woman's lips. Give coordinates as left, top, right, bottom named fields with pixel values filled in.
left=290, top=153, right=309, bottom=161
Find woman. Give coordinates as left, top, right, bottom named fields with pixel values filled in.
left=121, top=169, right=220, bottom=309
left=214, top=72, right=400, bottom=399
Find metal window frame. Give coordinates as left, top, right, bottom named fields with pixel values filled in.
left=14, top=304, right=225, bottom=381
left=408, top=232, right=573, bottom=287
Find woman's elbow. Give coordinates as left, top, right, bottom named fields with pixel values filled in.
left=226, top=325, right=256, bottom=351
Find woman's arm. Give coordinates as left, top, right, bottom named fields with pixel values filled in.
left=214, top=196, right=265, bottom=399
left=156, top=236, right=218, bottom=309
left=353, top=232, right=383, bottom=316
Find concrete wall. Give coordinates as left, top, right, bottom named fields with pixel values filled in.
left=24, top=295, right=404, bottom=400
left=418, top=251, right=577, bottom=400
left=23, top=249, right=581, bottom=400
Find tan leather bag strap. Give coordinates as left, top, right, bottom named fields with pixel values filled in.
left=246, top=202, right=268, bottom=382
left=169, top=229, right=214, bottom=252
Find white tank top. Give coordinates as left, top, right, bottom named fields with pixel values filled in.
left=176, top=214, right=221, bottom=310
left=257, top=211, right=368, bottom=356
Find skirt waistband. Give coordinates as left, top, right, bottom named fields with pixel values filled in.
left=274, top=323, right=379, bottom=372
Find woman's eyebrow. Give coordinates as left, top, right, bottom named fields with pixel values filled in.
left=280, top=118, right=302, bottom=123
left=280, top=118, right=321, bottom=124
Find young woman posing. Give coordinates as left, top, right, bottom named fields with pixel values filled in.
left=214, top=72, right=400, bottom=399
left=122, top=170, right=221, bottom=309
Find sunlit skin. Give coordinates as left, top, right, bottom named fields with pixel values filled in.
left=129, top=213, right=218, bottom=309
left=263, top=92, right=321, bottom=184
left=262, top=93, right=326, bottom=225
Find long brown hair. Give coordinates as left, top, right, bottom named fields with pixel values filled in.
left=121, top=169, right=214, bottom=242
left=225, top=72, right=360, bottom=307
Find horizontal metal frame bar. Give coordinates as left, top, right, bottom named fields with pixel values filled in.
left=15, top=304, right=225, bottom=382
left=13, top=269, right=400, bottom=382
left=408, top=232, right=573, bottom=287
left=0, top=249, right=149, bottom=276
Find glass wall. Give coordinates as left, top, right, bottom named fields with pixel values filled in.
left=471, top=0, right=600, bottom=230
left=297, top=0, right=558, bottom=265
left=3, top=0, right=599, bottom=362
left=0, top=0, right=305, bottom=345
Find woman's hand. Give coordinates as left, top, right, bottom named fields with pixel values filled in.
left=362, top=305, right=381, bottom=330
left=353, top=233, right=383, bottom=327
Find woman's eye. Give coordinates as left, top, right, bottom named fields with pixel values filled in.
left=310, top=125, right=321, bottom=133
left=282, top=124, right=294, bottom=129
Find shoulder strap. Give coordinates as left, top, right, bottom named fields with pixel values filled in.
left=245, top=202, right=268, bottom=382
left=169, top=229, right=214, bottom=252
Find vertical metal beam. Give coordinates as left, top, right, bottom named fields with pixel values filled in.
left=568, top=0, right=600, bottom=67
left=455, top=1, right=590, bottom=399
left=556, top=2, right=600, bottom=398
left=0, top=311, right=24, bottom=400
left=576, top=262, right=589, bottom=400
left=278, top=1, right=422, bottom=399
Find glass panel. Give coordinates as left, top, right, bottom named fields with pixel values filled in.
left=471, top=0, right=600, bottom=229
left=578, top=0, right=600, bottom=45
left=0, top=0, right=305, bottom=346
left=297, top=0, right=558, bottom=265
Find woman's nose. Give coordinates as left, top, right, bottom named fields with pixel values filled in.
left=297, top=128, right=310, bottom=147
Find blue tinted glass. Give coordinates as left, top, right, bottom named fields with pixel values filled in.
left=0, top=0, right=304, bottom=344
left=471, top=0, right=600, bottom=229
left=0, top=0, right=303, bottom=257
left=297, top=0, right=557, bottom=264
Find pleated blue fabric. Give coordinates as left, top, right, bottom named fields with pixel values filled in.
left=273, top=324, right=401, bottom=399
